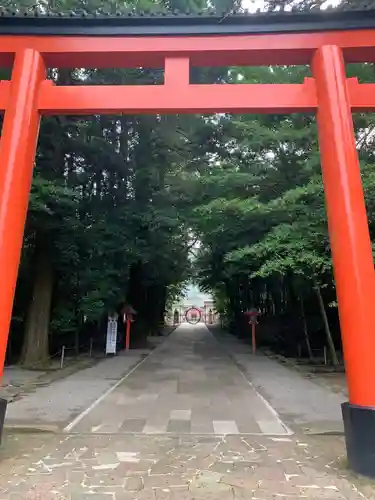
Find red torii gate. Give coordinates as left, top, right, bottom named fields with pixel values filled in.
left=0, top=8, right=374, bottom=476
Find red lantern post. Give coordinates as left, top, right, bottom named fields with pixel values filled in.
left=245, top=309, right=261, bottom=355
left=122, top=305, right=136, bottom=351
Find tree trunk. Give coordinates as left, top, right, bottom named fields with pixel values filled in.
left=299, top=295, right=313, bottom=360
left=152, top=284, right=167, bottom=335
left=127, top=262, right=149, bottom=348
left=21, top=248, right=54, bottom=369
left=74, top=327, right=79, bottom=356
left=314, top=284, right=339, bottom=366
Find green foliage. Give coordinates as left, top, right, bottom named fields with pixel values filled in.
left=9, top=0, right=227, bottom=356
left=187, top=58, right=375, bottom=353
left=6, top=0, right=374, bottom=364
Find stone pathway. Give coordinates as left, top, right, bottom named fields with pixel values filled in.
left=0, top=324, right=373, bottom=499
left=4, top=350, right=151, bottom=430
left=0, top=431, right=370, bottom=499
left=0, top=357, right=99, bottom=405
left=67, top=325, right=290, bottom=436
left=0, top=367, right=47, bottom=402
left=211, top=327, right=346, bottom=434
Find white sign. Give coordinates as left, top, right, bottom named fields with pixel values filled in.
left=106, top=314, right=118, bottom=355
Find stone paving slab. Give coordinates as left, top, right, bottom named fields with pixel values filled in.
left=67, top=325, right=290, bottom=436
left=0, top=431, right=372, bottom=499
left=0, top=324, right=373, bottom=499
left=211, top=327, right=346, bottom=433
left=4, top=350, right=151, bottom=430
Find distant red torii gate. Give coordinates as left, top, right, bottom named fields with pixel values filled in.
left=0, top=11, right=375, bottom=476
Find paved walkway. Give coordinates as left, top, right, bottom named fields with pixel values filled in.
left=67, top=324, right=290, bottom=436
left=212, top=328, right=346, bottom=433
left=0, top=422, right=371, bottom=499
left=4, top=350, right=151, bottom=430
left=0, top=324, right=373, bottom=499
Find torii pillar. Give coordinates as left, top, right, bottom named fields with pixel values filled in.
left=0, top=49, right=45, bottom=439
left=313, top=45, right=375, bottom=477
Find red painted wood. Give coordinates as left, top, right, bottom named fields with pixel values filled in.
left=347, top=79, right=375, bottom=112
left=0, top=27, right=374, bottom=411
left=125, top=320, right=131, bottom=351
left=0, top=30, right=375, bottom=68
left=36, top=81, right=318, bottom=115
left=313, top=45, right=375, bottom=407
left=0, top=50, right=45, bottom=376
left=0, top=81, right=10, bottom=110
left=2, top=75, right=375, bottom=114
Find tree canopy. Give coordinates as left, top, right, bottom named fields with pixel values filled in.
left=3, top=0, right=374, bottom=368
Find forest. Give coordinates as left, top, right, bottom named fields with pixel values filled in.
left=2, top=0, right=375, bottom=369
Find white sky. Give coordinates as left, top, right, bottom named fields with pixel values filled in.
left=242, top=0, right=341, bottom=11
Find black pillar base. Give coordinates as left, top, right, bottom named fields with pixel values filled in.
left=0, top=398, right=7, bottom=445
left=342, top=402, right=375, bottom=478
